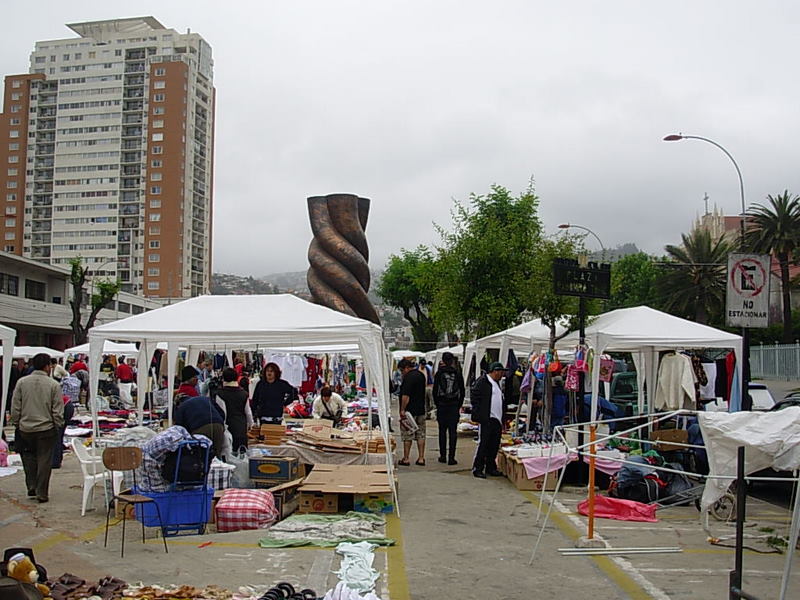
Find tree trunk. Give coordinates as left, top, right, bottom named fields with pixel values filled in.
left=779, top=252, right=792, bottom=343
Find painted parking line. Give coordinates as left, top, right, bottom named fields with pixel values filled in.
left=383, top=512, right=408, bottom=600
left=521, top=490, right=670, bottom=600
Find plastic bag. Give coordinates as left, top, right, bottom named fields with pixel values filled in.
left=228, top=448, right=250, bottom=488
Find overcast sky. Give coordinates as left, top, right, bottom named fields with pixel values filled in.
left=3, top=1, right=799, bottom=276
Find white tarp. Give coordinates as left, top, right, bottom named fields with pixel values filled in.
left=699, top=408, right=800, bottom=510
left=391, top=350, right=425, bottom=360
left=87, top=294, right=396, bottom=505
left=0, top=323, right=17, bottom=429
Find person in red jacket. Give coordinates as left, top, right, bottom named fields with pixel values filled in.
left=175, top=365, right=200, bottom=403
left=114, top=356, right=134, bottom=383
left=69, top=357, right=88, bottom=374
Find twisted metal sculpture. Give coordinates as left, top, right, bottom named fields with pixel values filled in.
left=307, top=194, right=380, bottom=324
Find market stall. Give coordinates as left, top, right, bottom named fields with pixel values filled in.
left=555, top=306, right=743, bottom=418
left=86, top=294, right=396, bottom=506
left=0, top=323, right=17, bottom=430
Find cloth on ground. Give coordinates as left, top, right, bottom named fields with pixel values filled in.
left=334, top=541, right=380, bottom=593
left=577, top=495, right=658, bottom=523
left=258, top=512, right=394, bottom=547
left=322, top=582, right=382, bottom=600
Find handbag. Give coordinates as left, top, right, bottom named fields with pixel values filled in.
left=599, top=355, right=615, bottom=383
left=548, top=350, right=561, bottom=373
left=565, top=365, right=580, bottom=392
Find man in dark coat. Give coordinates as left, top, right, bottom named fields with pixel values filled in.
left=470, top=361, right=507, bottom=479
left=432, top=351, right=465, bottom=465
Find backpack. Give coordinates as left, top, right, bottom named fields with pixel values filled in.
left=436, top=371, right=460, bottom=403
left=161, top=438, right=212, bottom=486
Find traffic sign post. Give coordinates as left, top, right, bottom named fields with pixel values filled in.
left=726, top=253, right=771, bottom=329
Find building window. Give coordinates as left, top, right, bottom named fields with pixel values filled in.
left=151, top=133, right=163, bottom=142
left=24, top=279, right=46, bottom=301
left=147, top=281, right=160, bottom=290
left=74, top=52, right=81, bottom=59
left=148, top=253, right=160, bottom=262
left=149, top=198, right=161, bottom=208
left=150, top=186, right=161, bottom=195
left=3, top=245, right=13, bottom=252
left=151, top=146, right=163, bottom=154
left=10, top=106, right=20, bottom=113
left=7, top=169, right=18, bottom=176
left=150, top=172, right=162, bottom=181
left=6, top=182, right=17, bottom=189
left=153, top=80, right=166, bottom=89
left=10, top=93, right=20, bottom=101
left=63, top=54, right=70, bottom=61
left=0, top=272, right=19, bottom=295
left=152, top=106, right=165, bottom=115
left=147, top=267, right=160, bottom=276
left=154, top=67, right=166, bottom=76
left=5, top=206, right=16, bottom=215
left=6, top=194, right=17, bottom=201
left=149, top=240, right=160, bottom=249
left=11, top=80, right=21, bottom=88
left=4, top=218, right=15, bottom=227
left=5, top=232, right=15, bottom=240
left=9, top=130, right=19, bottom=138
left=153, top=93, right=165, bottom=102
left=8, top=143, right=19, bottom=151
left=151, top=159, right=162, bottom=168
left=35, top=56, right=46, bottom=64
left=149, top=225, right=160, bottom=235
left=149, top=213, right=160, bottom=221
left=152, top=119, right=164, bottom=128
left=8, top=156, right=19, bottom=163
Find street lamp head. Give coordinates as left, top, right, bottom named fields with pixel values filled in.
left=663, top=134, right=683, bottom=142
left=557, top=223, right=571, bottom=229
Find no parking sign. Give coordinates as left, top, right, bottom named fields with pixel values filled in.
left=726, top=253, right=771, bottom=328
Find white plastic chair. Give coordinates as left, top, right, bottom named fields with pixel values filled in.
left=71, top=438, right=123, bottom=516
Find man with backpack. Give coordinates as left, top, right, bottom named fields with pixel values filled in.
left=433, top=352, right=465, bottom=465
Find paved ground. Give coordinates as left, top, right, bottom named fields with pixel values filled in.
left=1, top=394, right=799, bottom=599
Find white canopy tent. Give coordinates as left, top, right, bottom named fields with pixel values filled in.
left=87, top=294, right=396, bottom=500
left=463, top=318, right=565, bottom=381
left=11, top=346, right=64, bottom=359
left=65, top=341, right=140, bottom=356
left=0, top=323, right=17, bottom=430
left=555, top=306, right=742, bottom=417
left=390, top=349, right=425, bottom=360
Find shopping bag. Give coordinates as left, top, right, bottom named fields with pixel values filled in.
left=599, top=356, right=615, bottom=383
left=565, top=365, right=580, bottom=391
left=228, top=448, right=250, bottom=488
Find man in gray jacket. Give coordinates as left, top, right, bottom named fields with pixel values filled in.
left=10, top=352, right=63, bottom=503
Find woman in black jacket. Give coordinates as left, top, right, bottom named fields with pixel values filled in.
left=251, top=362, right=298, bottom=424
left=214, top=367, right=252, bottom=450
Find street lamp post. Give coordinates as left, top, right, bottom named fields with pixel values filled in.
left=558, top=222, right=607, bottom=541
left=663, top=133, right=751, bottom=596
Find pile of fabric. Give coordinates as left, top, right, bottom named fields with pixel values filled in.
left=136, top=426, right=212, bottom=492
left=258, top=512, right=393, bottom=548
left=48, top=574, right=127, bottom=600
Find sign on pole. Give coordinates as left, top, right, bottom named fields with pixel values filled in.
left=726, top=253, right=771, bottom=328
left=553, top=258, right=611, bottom=299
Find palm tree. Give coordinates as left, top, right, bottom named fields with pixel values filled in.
left=745, top=191, right=800, bottom=343
left=658, top=228, right=734, bottom=324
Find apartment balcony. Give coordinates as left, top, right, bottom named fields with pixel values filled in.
left=36, top=144, right=55, bottom=155
left=32, top=209, right=52, bottom=220
left=34, top=184, right=53, bottom=194
left=118, top=231, right=132, bottom=242
left=33, top=173, right=53, bottom=182
left=31, top=198, right=52, bottom=208
left=124, top=64, right=145, bottom=73
left=123, top=89, right=144, bottom=99
left=121, top=140, right=142, bottom=150
left=38, top=95, right=56, bottom=106
left=36, top=133, right=56, bottom=142
left=123, top=101, right=144, bottom=112
left=32, top=233, right=51, bottom=245
left=120, top=217, right=139, bottom=229
left=124, top=76, right=145, bottom=86
left=31, top=222, right=51, bottom=232
left=121, top=178, right=140, bottom=190
left=38, top=108, right=56, bottom=117
left=119, top=205, right=140, bottom=216
left=120, top=191, right=139, bottom=202
left=35, top=159, right=54, bottom=168
left=126, top=50, right=146, bottom=60
left=122, top=115, right=143, bottom=125
left=122, top=127, right=142, bottom=137
left=121, top=166, right=141, bottom=176
left=38, top=119, right=56, bottom=131
left=121, top=151, right=141, bottom=164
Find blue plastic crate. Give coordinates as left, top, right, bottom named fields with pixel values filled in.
left=133, top=486, right=213, bottom=535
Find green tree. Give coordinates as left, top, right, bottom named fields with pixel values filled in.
left=658, top=228, right=733, bottom=325
left=745, top=191, right=800, bottom=343
left=608, top=252, right=660, bottom=310
left=376, top=246, right=440, bottom=351
left=431, top=183, right=542, bottom=339
left=69, top=257, right=122, bottom=345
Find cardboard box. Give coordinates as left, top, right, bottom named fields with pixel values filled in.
left=256, top=478, right=304, bottom=519
left=354, top=492, right=394, bottom=514
left=303, top=419, right=334, bottom=439
left=649, top=429, right=688, bottom=452
left=298, top=464, right=393, bottom=514
left=505, top=455, right=558, bottom=491
left=298, top=491, right=339, bottom=514
left=249, top=456, right=299, bottom=482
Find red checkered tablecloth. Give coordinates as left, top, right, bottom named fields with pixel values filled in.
left=215, top=488, right=279, bottom=533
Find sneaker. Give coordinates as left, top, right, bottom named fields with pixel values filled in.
left=472, top=470, right=486, bottom=479
left=448, top=458, right=458, bottom=466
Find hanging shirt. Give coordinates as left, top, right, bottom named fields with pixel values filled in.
left=489, top=376, right=503, bottom=421
left=699, top=363, right=717, bottom=400
left=654, top=353, right=696, bottom=410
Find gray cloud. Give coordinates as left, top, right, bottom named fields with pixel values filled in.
left=3, top=1, right=799, bottom=275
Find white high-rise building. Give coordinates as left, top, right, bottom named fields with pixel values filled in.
left=0, top=16, right=214, bottom=298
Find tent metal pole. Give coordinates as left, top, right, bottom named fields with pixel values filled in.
left=779, top=473, right=800, bottom=600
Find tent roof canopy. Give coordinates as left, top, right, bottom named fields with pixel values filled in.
left=89, top=294, right=383, bottom=346
left=556, top=306, right=741, bottom=352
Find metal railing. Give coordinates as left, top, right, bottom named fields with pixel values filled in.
left=750, top=342, right=800, bottom=380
